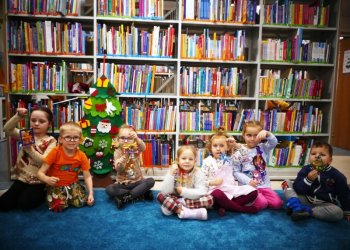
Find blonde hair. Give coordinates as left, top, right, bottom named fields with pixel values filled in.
left=242, top=120, right=263, bottom=135
left=176, top=145, right=197, bottom=160
left=118, top=124, right=136, bottom=135
left=60, top=122, right=82, bottom=136
left=206, top=126, right=232, bottom=155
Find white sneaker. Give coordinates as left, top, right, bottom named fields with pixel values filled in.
left=178, top=206, right=208, bottom=220
left=160, top=206, right=173, bottom=216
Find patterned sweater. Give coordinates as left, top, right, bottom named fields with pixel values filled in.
left=4, top=114, right=57, bottom=184
left=113, top=139, right=146, bottom=184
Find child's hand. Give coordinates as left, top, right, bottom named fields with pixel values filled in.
left=46, top=176, right=60, bottom=186
left=87, top=194, right=94, bottom=206
left=128, top=130, right=138, bottom=140
left=307, top=169, right=319, bottom=181
left=227, top=137, right=240, bottom=150
left=249, top=179, right=258, bottom=188
left=176, top=186, right=182, bottom=195
left=16, top=108, right=28, bottom=118
left=170, top=163, right=178, bottom=175
left=256, top=130, right=269, bottom=142
left=210, top=178, right=223, bottom=186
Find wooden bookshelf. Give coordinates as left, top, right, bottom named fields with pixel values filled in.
left=4, top=0, right=341, bottom=180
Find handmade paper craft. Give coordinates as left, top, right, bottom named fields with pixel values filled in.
left=19, top=128, right=35, bottom=146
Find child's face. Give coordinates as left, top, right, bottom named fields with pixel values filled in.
left=309, top=146, right=332, bottom=166
left=118, top=128, right=135, bottom=145
left=211, top=137, right=228, bottom=159
left=177, top=149, right=196, bottom=172
left=59, top=131, right=81, bottom=150
left=243, top=126, right=261, bottom=149
left=30, top=110, right=51, bottom=136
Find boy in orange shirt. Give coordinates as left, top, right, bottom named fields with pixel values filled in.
left=37, top=122, right=94, bottom=212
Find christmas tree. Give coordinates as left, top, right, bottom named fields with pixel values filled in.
left=79, top=75, right=123, bottom=174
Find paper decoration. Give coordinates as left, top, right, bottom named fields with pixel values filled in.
left=20, top=128, right=35, bottom=146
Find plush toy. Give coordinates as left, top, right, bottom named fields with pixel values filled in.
left=265, top=100, right=292, bottom=111
left=68, top=82, right=89, bottom=94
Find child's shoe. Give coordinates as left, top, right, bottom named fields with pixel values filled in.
left=178, top=206, right=208, bottom=220
left=291, top=211, right=311, bottom=221
left=115, top=193, right=133, bottom=209
left=143, top=190, right=154, bottom=201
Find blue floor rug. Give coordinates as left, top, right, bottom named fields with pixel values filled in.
left=0, top=189, right=349, bottom=250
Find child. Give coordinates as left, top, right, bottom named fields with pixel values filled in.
left=105, top=124, right=155, bottom=209
left=0, top=107, right=57, bottom=211
left=37, top=122, right=94, bottom=212
left=282, top=142, right=350, bottom=222
left=232, top=120, right=283, bottom=210
left=157, top=145, right=214, bottom=220
left=202, top=127, right=258, bottom=216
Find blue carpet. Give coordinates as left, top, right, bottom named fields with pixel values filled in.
left=0, top=190, right=349, bottom=250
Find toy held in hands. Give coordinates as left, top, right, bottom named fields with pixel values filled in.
left=19, top=128, right=35, bottom=146
left=311, top=156, right=326, bottom=172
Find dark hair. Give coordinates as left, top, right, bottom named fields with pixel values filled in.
left=31, top=106, right=54, bottom=135
left=312, top=141, right=333, bottom=157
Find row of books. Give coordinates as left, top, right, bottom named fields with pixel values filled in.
left=183, top=0, right=257, bottom=24
left=7, top=0, right=82, bottom=16
left=98, top=63, right=157, bottom=94
left=259, top=106, right=323, bottom=134
left=261, top=37, right=330, bottom=63
left=259, top=69, right=323, bottom=99
left=8, top=20, right=87, bottom=54
left=263, top=0, right=330, bottom=26
left=180, top=66, right=246, bottom=96
left=268, top=139, right=314, bottom=167
left=97, top=23, right=175, bottom=57
left=97, top=0, right=164, bottom=19
left=10, top=61, right=67, bottom=92
left=53, top=101, right=84, bottom=129
left=179, top=101, right=254, bottom=132
left=122, top=100, right=176, bottom=132
left=181, top=29, right=246, bottom=60
left=141, top=137, right=174, bottom=166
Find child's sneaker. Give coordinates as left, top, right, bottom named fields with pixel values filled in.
left=144, top=190, right=154, bottom=201
left=178, top=206, right=208, bottom=220
left=291, top=211, right=311, bottom=221
left=115, top=193, right=133, bottom=209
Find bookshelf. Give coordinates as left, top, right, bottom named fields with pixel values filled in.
left=4, top=0, right=341, bottom=180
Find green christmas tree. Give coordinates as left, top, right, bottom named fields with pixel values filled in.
left=79, top=75, right=123, bottom=174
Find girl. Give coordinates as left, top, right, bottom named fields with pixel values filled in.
left=105, top=124, right=155, bottom=209
left=157, top=145, right=214, bottom=220
left=37, top=122, right=94, bottom=212
left=202, top=127, right=258, bottom=216
left=232, top=120, right=283, bottom=211
left=0, top=107, right=57, bottom=211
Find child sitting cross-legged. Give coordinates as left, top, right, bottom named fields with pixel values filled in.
left=157, top=145, right=214, bottom=220
left=282, top=141, right=350, bottom=222
left=105, top=124, right=155, bottom=209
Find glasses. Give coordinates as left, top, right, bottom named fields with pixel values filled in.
left=62, top=136, right=80, bottom=142
left=118, top=136, right=134, bottom=142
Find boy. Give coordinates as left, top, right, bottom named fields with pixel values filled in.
left=282, top=142, right=350, bottom=222
left=37, top=122, right=94, bottom=212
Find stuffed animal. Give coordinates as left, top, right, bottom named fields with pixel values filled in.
left=265, top=100, right=292, bottom=111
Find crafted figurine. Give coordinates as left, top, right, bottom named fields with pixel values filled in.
left=311, top=155, right=326, bottom=172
